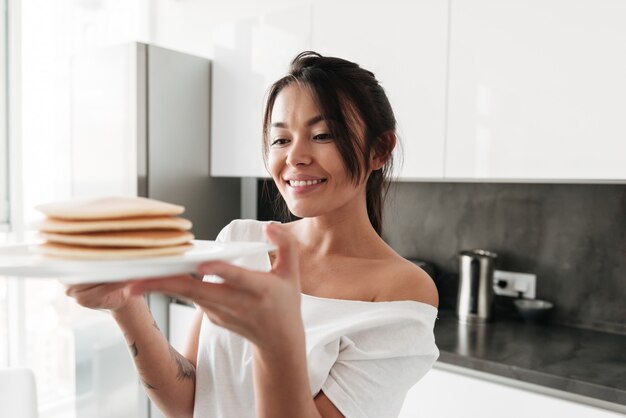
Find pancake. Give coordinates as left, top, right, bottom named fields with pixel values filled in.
left=35, top=242, right=193, bottom=259
left=40, top=230, right=194, bottom=248
left=35, top=196, right=185, bottom=220
left=32, top=216, right=192, bottom=234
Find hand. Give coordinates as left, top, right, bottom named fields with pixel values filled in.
left=128, top=223, right=304, bottom=351
left=66, top=281, right=142, bottom=312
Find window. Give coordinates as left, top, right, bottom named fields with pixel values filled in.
left=0, top=0, right=9, bottom=369
left=0, top=0, right=8, bottom=228
left=3, top=1, right=150, bottom=417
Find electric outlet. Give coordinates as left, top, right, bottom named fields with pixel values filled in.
left=493, top=270, right=536, bottom=299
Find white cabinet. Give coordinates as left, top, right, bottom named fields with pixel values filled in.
left=204, top=0, right=625, bottom=181
left=311, top=0, right=449, bottom=180
left=210, top=4, right=312, bottom=178
left=445, top=0, right=626, bottom=181
left=399, top=366, right=623, bottom=418
left=209, top=0, right=449, bottom=180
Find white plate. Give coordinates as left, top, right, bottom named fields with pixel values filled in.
left=0, top=240, right=275, bottom=284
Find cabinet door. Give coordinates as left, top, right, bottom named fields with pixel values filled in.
left=311, top=0, right=448, bottom=180
left=446, top=0, right=626, bottom=181
left=399, top=367, right=623, bottom=417
left=210, top=5, right=311, bottom=177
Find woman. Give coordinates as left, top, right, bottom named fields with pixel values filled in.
left=67, top=51, right=439, bottom=418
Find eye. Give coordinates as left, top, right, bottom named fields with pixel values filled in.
left=270, top=138, right=290, bottom=147
left=313, top=133, right=333, bottom=141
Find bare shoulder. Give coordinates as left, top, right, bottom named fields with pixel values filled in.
left=374, top=256, right=439, bottom=308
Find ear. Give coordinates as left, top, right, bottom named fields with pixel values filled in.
left=370, top=131, right=396, bottom=170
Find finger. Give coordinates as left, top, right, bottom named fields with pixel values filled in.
left=65, top=283, right=101, bottom=296
left=66, top=282, right=125, bottom=298
left=66, top=281, right=130, bottom=307
left=203, top=306, right=249, bottom=338
left=128, top=275, right=199, bottom=300
left=129, top=275, right=258, bottom=311
left=264, top=223, right=299, bottom=280
left=197, top=297, right=257, bottom=340
left=198, top=261, right=265, bottom=293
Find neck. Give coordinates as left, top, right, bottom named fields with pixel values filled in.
left=290, top=197, right=384, bottom=257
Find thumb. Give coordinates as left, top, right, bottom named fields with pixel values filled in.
left=264, top=223, right=299, bottom=281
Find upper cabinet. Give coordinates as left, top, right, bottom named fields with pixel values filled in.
left=445, top=0, right=626, bottom=181
left=311, top=0, right=449, bottom=180
left=210, top=0, right=449, bottom=179
left=207, top=0, right=626, bottom=182
left=210, top=4, right=311, bottom=178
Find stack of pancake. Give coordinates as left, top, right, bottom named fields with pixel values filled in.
left=32, top=196, right=194, bottom=259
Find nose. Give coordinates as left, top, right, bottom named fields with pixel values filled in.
left=285, top=136, right=312, bottom=167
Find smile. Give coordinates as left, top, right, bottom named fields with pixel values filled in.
left=287, top=179, right=326, bottom=187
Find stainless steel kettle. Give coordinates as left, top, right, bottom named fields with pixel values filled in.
left=457, top=250, right=498, bottom=324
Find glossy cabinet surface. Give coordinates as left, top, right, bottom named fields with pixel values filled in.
left=210, top=5, right=312, bottom=177
left=399, top=367, right=623, bottom=417
left=445, top=0, right=626, bottom=181
left=205, top=0, right=625, bottom=182
left=311, top=0, right=449, bottom=179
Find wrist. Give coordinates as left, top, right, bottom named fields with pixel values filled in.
left=252, top=334, right=320, bottom=418
left=252, top=324, right=307, bottom=385
left=111, top=295, right=148, bottom=320
left=254, top=321, right=306, bottom=361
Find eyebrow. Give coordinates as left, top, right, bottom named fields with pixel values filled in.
left=271, top=115, right=325, bottom=129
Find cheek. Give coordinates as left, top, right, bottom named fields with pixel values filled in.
left=327, top=154, right=351, bottom=184
left=267, top=152, right=286, bottom=189
left=267, top=152, right=281, bottom=175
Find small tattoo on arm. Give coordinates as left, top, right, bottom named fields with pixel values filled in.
left=169, top=345, right=196, bottom=382
left=152, top=320, right=161, bottom=332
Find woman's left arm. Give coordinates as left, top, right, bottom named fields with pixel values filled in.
left=130, top=223, right=342, bottom=418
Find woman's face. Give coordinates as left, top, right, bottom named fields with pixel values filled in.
left=267, top=84, right=367, bottom=219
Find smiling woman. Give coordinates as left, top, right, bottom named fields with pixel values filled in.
left=66, top=51, right=439, bottom=418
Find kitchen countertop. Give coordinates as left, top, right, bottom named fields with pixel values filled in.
left=433, top=310, right=626, bottom=409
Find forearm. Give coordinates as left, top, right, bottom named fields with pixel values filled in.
left=252, top=327, right=322, bottom=418
left=112, top=297, right=195, bottom=418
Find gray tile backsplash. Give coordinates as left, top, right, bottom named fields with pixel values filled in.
left=382, top=182, right=626, bottom=335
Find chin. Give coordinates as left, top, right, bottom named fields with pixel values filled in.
left=285, top=203, right=320, bottom=219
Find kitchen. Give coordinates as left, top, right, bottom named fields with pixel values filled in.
left=0, top=0, right=625, bottom=417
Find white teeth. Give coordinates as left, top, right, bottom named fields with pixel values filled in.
left=290, top=179, right=323, bottom=187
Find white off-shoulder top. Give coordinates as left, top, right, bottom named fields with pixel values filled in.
left=193, top=220, right=439, bottom=418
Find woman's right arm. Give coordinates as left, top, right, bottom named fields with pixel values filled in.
left=67, top=280, right=198, bottom=418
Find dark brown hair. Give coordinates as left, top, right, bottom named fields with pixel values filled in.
left=262, top=51, right=397, bottom=235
